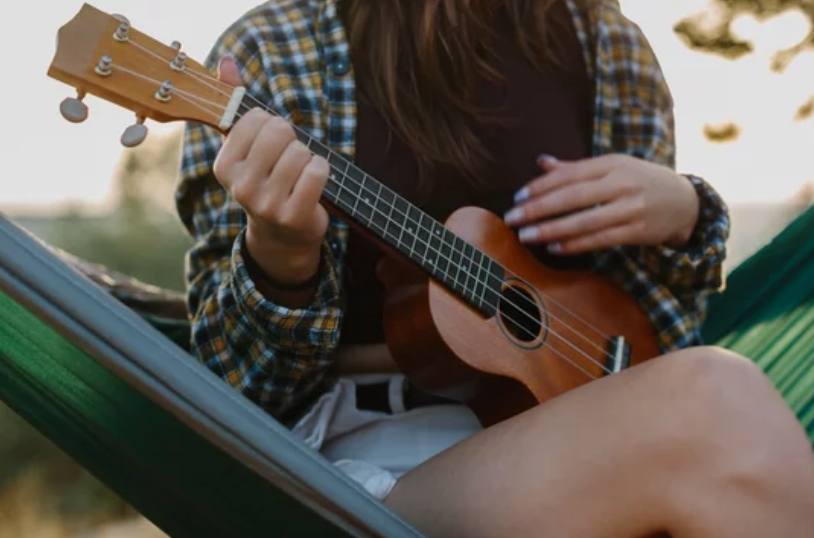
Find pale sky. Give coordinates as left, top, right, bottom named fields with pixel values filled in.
left=0, top=0, right=812, bottom=214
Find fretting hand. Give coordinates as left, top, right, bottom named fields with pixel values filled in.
left=504, top=154, right=700, bottom=255
left=214, top=56, right=331, bottom=289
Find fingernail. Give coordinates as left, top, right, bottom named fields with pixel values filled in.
left=504, top=207, right=523, bottom=225
left=537, top=154, right=558, bottom=167
left=548, top=242, right=562, bottom=254
left=514, top=187, right=530, bottom=204
left=518, top=227, right=537, bottom=242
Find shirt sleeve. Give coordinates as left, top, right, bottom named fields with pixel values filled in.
left=602, top=5, right=731, bottom=319
left=175, top=15, right=348, bottom=425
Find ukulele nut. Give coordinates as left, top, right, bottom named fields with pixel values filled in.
left=155, top=81, right=173, bottom=102
left=113, top=21, right=130, bottom=42
left=170, top=52, right=187, bottom=72
left=95, top=55, right=113, bottom=77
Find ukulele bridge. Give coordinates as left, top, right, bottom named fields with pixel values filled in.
left=605, top=336, right=631, bottom=375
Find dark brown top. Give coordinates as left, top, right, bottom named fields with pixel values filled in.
left=340, top=1, right=595, bottom=344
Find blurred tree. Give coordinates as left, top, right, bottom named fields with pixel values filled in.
left=0, top=128, right=191, bottom=535
left=46, top=129, right=192, bottom=292
left=674, top=0, right=814, bottom=129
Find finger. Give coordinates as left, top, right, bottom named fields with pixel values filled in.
left=213, top=108, right=270, bottom=184
left=505, top=178, right=621, bottom=228
left=217, top=55, right=243, bottom=87
left=242, top=116, right=297, bottom=181
left=515, top=154, right=624, bottom=204
left=265, top=140, right=313, bottom=203
left=550, top=222, right=643, bottom=256
left=536, top=154, right=560, bottom=173
left=285, top=156, right=331, bottom=223
left=516, top=200, right=635, bottom=245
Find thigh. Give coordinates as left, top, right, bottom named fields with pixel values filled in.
left=383, top=351, right=720, bottom=538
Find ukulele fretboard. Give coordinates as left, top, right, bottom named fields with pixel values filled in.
left=289, top=126, right=503, bottom=318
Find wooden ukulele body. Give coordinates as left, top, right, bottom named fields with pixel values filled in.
left=379, top=207, right=662, bottom=427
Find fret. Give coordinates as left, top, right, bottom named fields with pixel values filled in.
left=380, top=188, right=398, bottom=245
left=410, top=207, right=429, bottom=264
left=472, top=248, right=486, bottom=310
left=352, top=174, right=375, bottom=226
left=394, top=196, right=414, bottom=257
left=328, top=164, right=358, bottom=211
left=438, top=227, right=454, bottom=287
left=305, top=135, right=331, bottom=160
left=350, top=171, right=365, bottom=218
left=369, top=181, right=383, bottom=229
left=484, top=258, right=503, bottom=317
left=294, top=127, right=311, bottom=146
left=430, top=221, right=449, bottom=282
left=461, top=242, right=477, bottom=302
left=450, top=235, right=464, bottom=291
left=416, top=212, right=432, bottom=267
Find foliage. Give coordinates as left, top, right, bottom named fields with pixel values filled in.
left=674, top=0, right=814, bottom=123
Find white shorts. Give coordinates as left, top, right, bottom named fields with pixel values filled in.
left=290, top=373, right=483, bottom=500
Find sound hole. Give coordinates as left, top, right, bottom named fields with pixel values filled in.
left=498, top=284, right=544, bottom=343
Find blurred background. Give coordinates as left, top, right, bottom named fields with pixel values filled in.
left=0, top=0, right=812, bottom=536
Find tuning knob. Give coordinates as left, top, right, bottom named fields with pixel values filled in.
left=60, top=91, right=89, bottom=123
left=121, top=116, right=148, bottom=148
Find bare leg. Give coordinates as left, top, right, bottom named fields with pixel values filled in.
left=385, top=347, right=814, bottom=538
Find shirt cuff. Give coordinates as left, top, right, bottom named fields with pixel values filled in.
left=230, top=228, right=344, bottom=349
left=641, top=174, right=730, bottom=287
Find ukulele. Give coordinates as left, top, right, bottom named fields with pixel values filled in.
left=48, top=4, right=661, bottom=427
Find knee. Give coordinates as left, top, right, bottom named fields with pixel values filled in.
left=655, top=345, right=771, bottom=408
left=648, top=346, right=814, bottom=487
left=651, top=346, right=786, bottom=437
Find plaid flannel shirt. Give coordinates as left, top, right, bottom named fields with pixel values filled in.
left=176, top=0, right=730, bottom=424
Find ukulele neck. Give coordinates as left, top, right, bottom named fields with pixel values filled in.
left=284, top=126, right=502, bottom=318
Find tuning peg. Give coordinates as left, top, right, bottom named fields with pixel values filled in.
left=121, top=116, right=148, bottom=148
left=60, top=91, right=89, bottom=123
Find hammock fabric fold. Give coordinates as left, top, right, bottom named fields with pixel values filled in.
left=1, top=203, right=813, bottom=538
left=0, top=215, right=424, bottom=538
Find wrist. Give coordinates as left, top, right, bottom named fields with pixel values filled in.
left=666, top=175, right=701, bottom=248
left=245, top=223, right=323, bottom=287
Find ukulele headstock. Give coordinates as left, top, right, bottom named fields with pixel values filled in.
left=48, top=3, right=242, bottom=147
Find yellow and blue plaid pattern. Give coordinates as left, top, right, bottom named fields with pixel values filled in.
left=176, top=0, right=730, bottom=424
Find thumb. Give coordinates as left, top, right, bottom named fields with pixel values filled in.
left=217, top=55, right=243, bottom=86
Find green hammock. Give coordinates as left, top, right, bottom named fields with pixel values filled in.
left=0, top=216, right=423, bottom=538
left=701, top=205, right=814, bottom=438
left=1, top=205, right=813, bottom=538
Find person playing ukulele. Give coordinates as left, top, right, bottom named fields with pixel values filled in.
left=175, top=1, right=814, bottom=536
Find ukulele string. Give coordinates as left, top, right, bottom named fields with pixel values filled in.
left=196, top=81, right=615, bottom=377
left=145, top=54, right=617, bottom=371
left=109, top=64, right=227, bottom=114
left=120, top=39, right=609, bottom=354
left=123, top=38, right=610, bottom=350
left=112, top=43, right=615, bottom=377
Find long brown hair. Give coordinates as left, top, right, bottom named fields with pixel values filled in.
left=343, top=0, right=576, bottom=192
